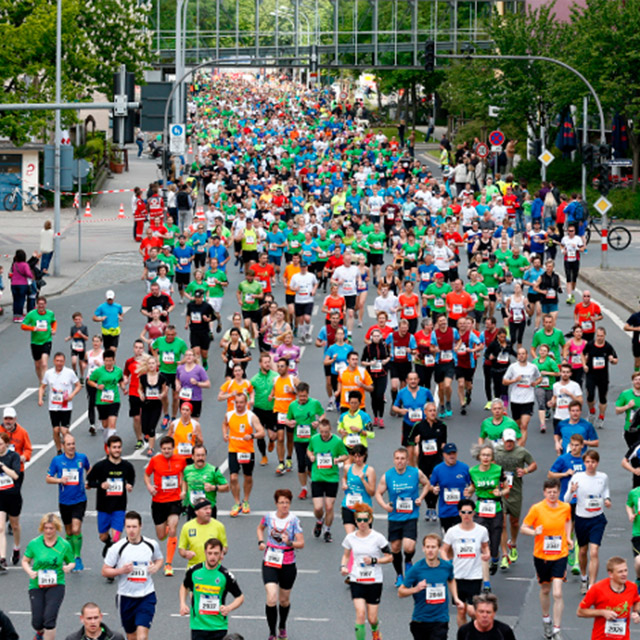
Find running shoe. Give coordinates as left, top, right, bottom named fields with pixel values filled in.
left=230, top=503, right=242, bottom=518
left=268, top=440, right=275, bottom=452
left=313, top=521, right=323, bottom=538
left=216, top=323, right=222, bottom=334
left=540, top=424, right=546, bottom=433
left=0, top=558, right=6, bottom=572
left=489, top=559, right=498, bottom=575
left=73, top=557, right=84, bottom=572
left=11, top=548, right=20, bottom=565
left=543, top=620, right=553, bottom=639
left=500, top=555, right=509, bottom=571
left=437, top=407, right=447, bottom=420
left=484, top=401, right=492, bottom=410
left=298, top=487, right=308, bottom=500
left=278, top=629, right=288, bottom=639
left=552, top=630, right=564, bottom=640
left=285, top=459, right=293, bottom=472
left=323, top=531, right=333, bottom=543
left=135, top=439, right=144, bottom=450
left=161, top=415, right=170, bottom=429
left=88, top=425, right=97, bottom=436
left=326, top=399, right=336, bottom=412
left=571, top=564, right=580, bottom=576
left=588, top=411, right=596, bottom=424
left=242, top=501, right=251, bottom=514
left=372, top=631, right=382, bottom=640
left=580, top=580, right=588, bottom=595
left=394, top=575, right=404, bottom=588
left=276, top=463, right=286, bottom=475
left=508, top=542, right=518, bottom=563
left=33, top=633, right=44, bottom=640
left=430, top=509, right=438, bottom=522
left=260, top=455, right=269, bottom=466
left=164, top=563, right=173, bottom=577
left=595, top=416, right=604, bottom=429
left=378, top=418, right=385, bottom=429
left=461, top=406, right=467, bottom=416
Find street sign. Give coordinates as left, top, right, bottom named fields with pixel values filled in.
left=606, top=158, right=633, bottom=167
left=489, top=130, right=505, bottom=146
left=538, top=150, right=555, bottom=167
left=593, top=196, right=612, bottom=216
left=170, top=123, right=186, bottom=155
left=476, top=143, right=489, bottom=158
left=491, top=145, right=502, bottom=153
left=72, top=159, right=92, bottom=180
left=488, top=105, right=502, bottom=118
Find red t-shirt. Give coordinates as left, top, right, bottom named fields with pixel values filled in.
left=325, top=255, right=344, bottom=272
left=574, top=301, right=602, bottom=334
left=398, top=293, right=419, bottom=320
left=145, top=453, right=187, bottom=503
left=140, top=237, right=163, bottom=260
left=579, top=578, right=640, bottom=640
left=124, top=357, right=141, bottom=398
left=365, top=324, right=393, bottom=342
left=323, top=294, right=346, bottom=320
left=250, top=263, right=276, bottom=294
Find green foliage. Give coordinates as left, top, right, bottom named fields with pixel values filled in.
left=76, top=136, right=105, bottom=167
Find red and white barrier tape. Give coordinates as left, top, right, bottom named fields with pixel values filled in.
left=40, top=185, right=135, bottom=196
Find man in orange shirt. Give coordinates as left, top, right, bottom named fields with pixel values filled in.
left=574, top=291, right=603, bottom=342
left=143, top=435, right=187, bottom=576
left=398, top=281, right=420, bottom=334
left=337, top=352, right=374, bottom=412
left=222, top=392, right=264, bottom=517
left=268, top=359, right=300, bottom=475
left=249, top=252, right=276, bottom=295
left=521, top=478, right=573, bottom=640
left=445, top=279, right=474, bottom=329
left=283, top=253, right=302, bottom=322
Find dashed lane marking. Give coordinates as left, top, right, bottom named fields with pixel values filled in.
left=0, top=387, right=38, bottom=408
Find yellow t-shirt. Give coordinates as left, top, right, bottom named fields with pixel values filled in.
left=178, top=517, right=228, bottom=566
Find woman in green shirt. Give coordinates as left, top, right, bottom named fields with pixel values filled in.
left=22, top=513, right=75, bottom=640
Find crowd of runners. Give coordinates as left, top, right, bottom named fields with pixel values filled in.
left=4, top=73, right=640, bottom=640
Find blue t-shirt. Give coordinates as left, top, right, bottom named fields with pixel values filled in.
left=207, top=244, right=229, bottom=271
left=430, top=461, right=471, bottom=517
left=93, top=302, right=123, bottom=330
left=404, top=559, right=454, bottom=622
left=418, top=264, right=441, bottom=293
left=393, top=387, right=435, bottom=426
left=554, top=419, right=597, bottom=454
left=173, top=245, right=195, bottom=273
left=342, top=463, right=373, bottom=509
left=386, top=466, right=420, bottom=521
left=47, top=453, right=91, bottom=505
left=325, top=343, right=354, bottom=375
left=267, top=231, right=286, bottom=257
left=550, top=453, right=585, bottom=503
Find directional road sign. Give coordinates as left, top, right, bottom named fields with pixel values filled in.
left=170, top=123, right=186, bottom=155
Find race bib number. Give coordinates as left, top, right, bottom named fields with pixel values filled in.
left=0, top=473, right=14, bottom=490
left=146, top=387, right=160, bottom=400
left=424, top=355, right=435, bottom=366
left=408, top=409, right=422, bottom=422
left=566, top=247, right=577, bottom=261
left=335, top=362, right=348, bottom=374
left=36, top=320, right=48, bottom=331
left=199, top=594, right=220, bottom=615
left=128, top=562, right=148, bottom=582
left=101, top=389, right=114, bottom=403
left=290, top=240, right=300, bottom=249
left=317, top=453, right=333, bottom=469
left=421, top=272, right=430, bottom=282
left=180, top=257, right=189, bottom=265
left=543, top=536, right=562, bottom=554
left=497, top=353, right=509, bottom=364
left=540, top=376, right=550, bottom=388
left=593, top=357, right=605, bottom=370
left=586, top=497, right=602, bottom=512
left=444, top=488, right=461, bottom=505
left=395, top=347, right=407, bottom=358
left=148, top=270, right=157, bottom=279
left=421, top=439, right=438, bottom=455
left=38, top=570, right=57, bottom=588
left=345, top=493, right=363, bottom=509
left=396, top=497, right=413, bottom=513
left=478, top=500, right=496, bottom=517
left=345, top=433, right=361, bottom=448
left=605, top=619, right=627, bottom=637
left=440, top=350, right=453, bottom=362
left=487, top=287, right=495, bottom=295
left=264, top=547, right=284, bottom=568
left=277, top=412, right=288, bottom=425
left=452, top=304, right=463, bottom=314
left=106, top=478, right=124, bottom=496
left=370, top=360, right=383, bottom=373
left=571, top=355, right=582, bottom=366
left=237, top=452, right=251, bottom=464
left=545, top=289, right=556, bottom=300
left=72, top=340, right=84, bottom=352
left=513, top=309, right=524, bottom=323
left=191, top=312, right=202, bottom=323
left=434, top=297, right=445, bottom=308
left=207, top=277, right=218, bottom=286
left=504, top=471, right=514, bottom=488
left=190, top=490, right=205, bottom=505
left=342, top=281, right=355, bottom=294
left=162, top=475, right=179, bottom=490
left=162, top=351, right=175, bottom=364
left=457, top=542, right=476, bottom=558
left=177, top=442, right=193, bottom=456
left=426, top=584, right=446, bottom=604
left=557, top=393, right=570, bottom=409
left=296, top=425, right=311, bottom=439
left=356, top=565, right=375, bottom=583
left=244, top=294, right=254, bottom=304
left=581, top=320, right=593, bottom=331
left=179, top=387, right=193, bottom=400
left=404, top=306, right=416, bottom=318
left=51, top=391, right=64, bottom=405
left=457, top=343, right=467, bottom=354
left=62, top=468, right=79, bottom=485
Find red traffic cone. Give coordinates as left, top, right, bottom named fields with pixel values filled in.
left=84, top=202, right=92, bottom=218
left=188, top=144, right=193, bottom=154
left=118, top=203, right=125, bottom=219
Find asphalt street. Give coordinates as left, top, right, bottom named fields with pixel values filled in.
left=1, top=240, right=640, bottom=640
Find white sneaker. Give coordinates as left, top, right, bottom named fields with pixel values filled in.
left=595, top=416, right=604, bottom=429
left=327, top=399, right=336, bottom=412
left=587, top=412, right=596, bottom=424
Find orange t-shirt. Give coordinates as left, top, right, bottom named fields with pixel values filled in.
left=398, top=293, right=419, bottom=320
left=273, top=374, right=297, bottom=416
left=284, top=265, right=301, bottom=296
left=145, top=453, right=187, bottom=503
left=250, top=263, right=275, bottom=294
left=338, top=366, right=373, bottom=408
left=574, top=301, right=601, bottom=334
left=446, top=291, right=473, bottom=321
left=170, top=419, right=200, bottom=459
left=324, top=294, right=346, bottom=321
left=226, top=409, right=256, bottom=453
left=219, top=378, right=253, bottom=412
left=522, top=499, right=571, bottom=560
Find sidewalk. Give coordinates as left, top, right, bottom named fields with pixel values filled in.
left=0, top=152, right=161, bottom=327
left=579, top=266, right=640, bottom=315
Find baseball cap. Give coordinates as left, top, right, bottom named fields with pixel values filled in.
left=434, top=272, right=444, bottom=279
left=193, top=499, right=212, bottom=512
left=502, top=428, right=517, bottom=442
left=106, top=290, right=115, bottom=300
left=3, top=407, right=17, bottom=419
left=442, top=443, right=457, bottom=454
left=194, top=289, right=204, bottom=297
left=488, top=253, right=497, bottom=261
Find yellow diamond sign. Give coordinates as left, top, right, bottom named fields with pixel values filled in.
left=538, top=150, right=555, bottom=167
left=593, top=196, right=612, bottom=216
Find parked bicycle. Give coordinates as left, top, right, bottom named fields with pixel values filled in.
left=584, top=215, right=632, bottom=251
left=3, top=183, right=45, bottom=212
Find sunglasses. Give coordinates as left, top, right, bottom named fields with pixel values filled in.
left=355, top=517, right=370, bottom=523
left=460, top=510, right=474, bottom=515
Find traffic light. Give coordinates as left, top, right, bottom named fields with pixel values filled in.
left=582, top=143, right=594, bottom=168
left=424, top=40, right=435, bottom=73
left=113, top=70, right=136, bottom=145
left=597, top=164, right=611, bottom=195
left=528, top=139, right=541, bottom=158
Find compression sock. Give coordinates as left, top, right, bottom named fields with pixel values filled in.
left=404, top=550, right=415, bottom=567
left=75, top=533, right=83, bottom=558
left=67, top=535, right=76, bottom=556
left=112, top=530, right=121, bottom=543
left=257, top=437, right=266, bottom=456
left=166, top=536, right=177, bottom=565
left=278, top=604, right=290, bottom=631
left=266, top=605, right=278, bottom=636
left=392, top=551, right=403, bottom=576
left=202, top=357, right=208, bottom=370
left=391, top=389, right=398, bottom=403
left=355, top=623, right=366, bottom=640
left=370, top=621, right=380, bottom=633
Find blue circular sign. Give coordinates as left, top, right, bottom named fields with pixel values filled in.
left=171, top=124, right=184, bottom=137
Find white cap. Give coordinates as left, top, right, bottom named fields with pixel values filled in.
left=3, top=407, right=17, bottom=418
left=106, top=290, right=115, bottom=300
left=502, top=428, right=517, bottom=442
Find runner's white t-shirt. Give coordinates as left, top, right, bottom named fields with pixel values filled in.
left=505, top=362, right=540, bottom=404
left=290, top=272, right=318, bottom=304
left=443, top=523, right=490, bottom=580
left=333, top=265, right=360, bottom=298
left=104, top=536, right=163, bottom=597
left=552, top=380, right=583, bottom=421
left=342, top=530, right=390, bottom=584
left=42, top=367, right=79, bottom=411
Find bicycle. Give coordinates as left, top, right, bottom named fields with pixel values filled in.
left=3, top=183, right=46, bottom=212
left=583, top=215, right=632, bottom=251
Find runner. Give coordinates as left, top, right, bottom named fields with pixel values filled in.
left=269, top=359, right=300, bottom=475
left=204, top=257, right=228, bottom=333
left=561, top=224, right=584, bottom=304
left=123, top=340, right=146, bottom=449
left=533, top=344, right=560, bottom=434
left=342, top=445, right=377, bottom=543
left=0, top=433, right=21, bottom=570
left=479, top=399, right=521, bottom=446
left=583, top=327, right=618, bottom=429
left=21, top=295, right=57, bottom=383
left=92, top=290, right=124, bottom=354
left=333, top=250, right=360, bottom=333
left=178, top=499, right=228, bottom=566
left=430, top=443, right=472, bottom=532
left=45, top=434, right=90, bottom=572
left=375, top=447, right=430, bottom=587
left=103, top=511, right=164, bottom=640
left=573, top=291, right=602, bottom=342
left=257, top=489, right=305, bottom=640
left=185, top=291, right=214, bottom=368
left=340, top=503, right=392, bottom=640
left=554, top=401, right=598, bottom=456
left=137, top=355, right=168, bottom=457
left=181, top=444, right=229, bottom=519
left=87, top=349, right=126, bottom=443
left=289, top=261, right=318, bottom=344
left=521, top=479, right=573, bottom=640
left=65, top=311, right=89, bottom=379
left=143, top=435, right=187, bottom=576
left=86, top=435, right=136, bottom=560
left=179, top=537, right=244, bottom=640
left=249, top=353, right=277, bottom=466
left=222, top=392, right=265, bottom=518
left=140, top=282, right=175, bottom=324
left=430, top=313, right=461, bottom=419
left=85, top=335, right=104, bottom=435
left=337, top=351, right=374, bottom=413
left=551, top=365, right=584, bottom=433
left=64, top=602, right=125, bottom=640
left=457, top=593, right=517, bottom=640
left=38, top=352, right=81, bottom=454
left=615, top=372, right=640, bottom=448
left=531, top=314, right=566, bottom=363
left=307, top=418, right=349, bottom=543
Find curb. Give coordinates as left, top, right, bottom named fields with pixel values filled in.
left=578, top=271, right=637, bottom=315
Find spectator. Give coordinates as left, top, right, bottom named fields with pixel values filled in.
left=8, top=249, right=33, bottom=323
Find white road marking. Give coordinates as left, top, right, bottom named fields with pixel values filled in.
left=0, top=387, right=37, bottom=408
left=25, top=411, right=88, bottom=469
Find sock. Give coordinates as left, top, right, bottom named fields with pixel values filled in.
left=166, top=536, right=177, bottom=565
left=257, top=437, right=266, bottom=456
left=391, top=389, right=398, bottom=403
left=323, top=524, right=331, bottom=534
left=67, top=535, right=76, bottom=556
left=543, top=616, right=552, bottom=624
left=392, top=551, right=403, bottom=576
left=202, top=357, right=208, bottom=369
left=553, top=627, right=561, bottom=633
left=589, top=406, right=596, bottom=414
left=355, top=623, right=366, bottom=640
left=112, top=530, right=121, bottom=543
left=581, top=574, right=588, bottom=581
left=75, top=533, right=82, bottom=557
left=266, top=605, right=278, bottom=636
left=278, top=604, right=290, bottom=631
left=370, top=621, right=379, bottom=632
left=404, top=550, right=415, bottom=566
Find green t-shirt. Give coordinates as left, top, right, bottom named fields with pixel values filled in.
left=531, top=328, right=566, bottom=362
left=533, top=357, right=560, bottom=389
left=152, top=336, right=188, bottom=374
left=470, top=463, right=505, bottom=514
left=89, top=365, right=124, bottom=405
left=505, top=255, right=530, bottom=279
left=287, top=232, right=305, bottom=254
left=425, top=282, right=453, bottom=312
left=182, top=463, right=228, bottom=507
left=238, top=280, right=263, bottom=311
left=359, top=223, right=374, bottom=236
left=24, top=534, right=75, bottom=589
left=494, top=248, right=513, bottom=268
left=352, top=239, right=370, bottom=256
left=250, top=370, right=278, bottom=410
left=287, top=398, right=325, bottom=443
left=23, top=309, right=56, bottom=345
left=616, top=389, right=640, bottom=431
left=494, top=445, right=534, bottom=503
left=402, top=242, right=421, bottom=260
left=184, top=562, right=241, bottom=631
left=163, top=224, right=181, bottom=247
left=327, top=228, right=345, bottom=242
left=159, top=253, right=178, bottom=277
left=479, top=416, right=521, bottom=443
left=308, top=433, right=348, bottom=482
left=186, top=281, right=208, bottom=297
left=465, top=282, right=488, bottom=311
left=316, top=238, right=333, bottom=263
left=627, top=486, right=640, bottom=536
left=477, top=263, right=504, bottom=292
left=205, top=269, right=228, bottom=298
left=367, top=232, right=386, bottom=254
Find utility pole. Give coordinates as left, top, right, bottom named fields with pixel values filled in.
left=53, top=0, right=62, bottom=276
